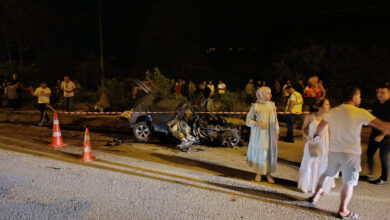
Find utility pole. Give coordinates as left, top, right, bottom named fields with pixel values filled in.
left=98, top=0, right=104, bottom=87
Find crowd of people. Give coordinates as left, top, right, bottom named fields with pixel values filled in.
left=245, top=84, right=390, bottom=219
left=0, top=75, right=78, bottom=126
left=164, top=76, right=327, bottom=115
left=1, top=73, right=390, bottom=218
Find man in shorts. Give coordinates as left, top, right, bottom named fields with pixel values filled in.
left=309, top=88, right=390, bottom=219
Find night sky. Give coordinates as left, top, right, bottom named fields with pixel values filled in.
left=54, top=0, right=390, bottom=51
left=1, top=0, right=390, bottom=87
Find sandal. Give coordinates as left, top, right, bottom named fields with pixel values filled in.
left=338, top=211, right=361, bottom=220
left=305, top=197, right=316, bottom=208
left=266, top=174, right=275, bottom=184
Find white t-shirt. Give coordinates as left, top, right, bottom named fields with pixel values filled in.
left=61, top=80, right=77, bottom=97
left=217, top=83, right=226, bottom=94
left=325, top=104, right=376, bottom=154
left=34, top=87, right=51, bottom=104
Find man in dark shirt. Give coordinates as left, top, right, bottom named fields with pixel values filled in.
left=202, top=85, right=212, bottom=111
left=366, top=85, right=390, bottom=184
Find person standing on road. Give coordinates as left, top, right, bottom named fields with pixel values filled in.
left=308, top=87, right=390, bottom=219
left=281, top=85, right=303, bottom=143
left=217, top=80, right=227, bottom=96
left=207, top=81, right=215, bottom=97
left=245, top=79, right=255, bottom=103
left=6, top=81, right=18, bottom=109
left=10, top=73, right=23, bottom=109
left=188, top=80, right=196, bottom=103
left=30, top=81, right=51, bottom=126
left=366, top=85, right=390, bottom=185
left=246, top=87, right=279, bottom=183
left=298, top=98, right=336, bottom=193
left=61, top=75, right=77, bottom=112
left=281, top=79, right=292, bottom=106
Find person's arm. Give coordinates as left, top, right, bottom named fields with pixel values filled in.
left=313, top=120, right=329, bottom=137
left=369, top=119, right=390, bottom=139
left=246, top=105, right=257, bottom=128
left=287, top=100, right=295, bottom=112
left=374, top=131, right=389, bottom=142
left=30, top=87, right=37, bottom=96
left=301, top=114, right=313, bottom=143
left=246, top=105, right=267, bottom=129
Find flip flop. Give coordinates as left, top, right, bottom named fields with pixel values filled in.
left=304, top=197, right=316, bottom=208
left=339, top=211, right=361, bottom=220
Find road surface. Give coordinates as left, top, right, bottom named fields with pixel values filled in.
left=0, top=123, right=389, bottom=219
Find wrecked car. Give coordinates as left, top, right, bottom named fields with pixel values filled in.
left=167, top=104, right=240, bottom=152
left=122, top=79, right=242, bottom=151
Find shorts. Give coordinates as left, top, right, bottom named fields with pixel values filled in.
left=324, top=152, right=361, bottom=187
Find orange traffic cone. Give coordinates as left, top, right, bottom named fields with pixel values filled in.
left=48, top=112, right=67, bottom=148
left=80, top=128, right=96, bottom=162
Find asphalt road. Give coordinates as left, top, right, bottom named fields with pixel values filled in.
left=0, top=123, right=388, bottom=220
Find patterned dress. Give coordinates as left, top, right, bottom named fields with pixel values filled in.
left=246, top=102, right=279, bottom=174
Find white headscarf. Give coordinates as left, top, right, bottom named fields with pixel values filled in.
left=256, top=86, right=271, bottom=104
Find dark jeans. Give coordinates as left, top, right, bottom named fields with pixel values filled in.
left=38, top=103, right=50, bottom=123
left=367, top=135, right=390, bottom=180
left=64, top=97, right=74, bottom=111
left=286, top=114, right=298, bottom=141
left=246, top=94, right=254, bottom=104
left=8, top=99, right=17, bottom=109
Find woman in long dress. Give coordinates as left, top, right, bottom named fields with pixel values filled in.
left=246, top=87, right=279, bottom=183
left=298, top=98, right=336, bottom=193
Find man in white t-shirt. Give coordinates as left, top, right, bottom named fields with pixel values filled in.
left=61, top=75, right=77, bottom=111
left=31, top=82, right=51, bottom=126
left=309, top=88, right=390, bottom=219
left=217, top=80, right=227, bottom=96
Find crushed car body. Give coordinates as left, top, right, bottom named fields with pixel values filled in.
left=121, top=79, right=242, bottom=152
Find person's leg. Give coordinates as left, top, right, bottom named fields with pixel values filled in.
left=286, top=114, right=292, bottom=138
left=338, top=185, right=354, bottom=216
left=310, top=174, right=328, bottom=203
left=44, top=104, right=50, bottom=122
left=203, top=99, right=208, bottom=112
left=379, top=139, right=390, bottom=181
left=255, top=172, right=261, bottom=182
left=286, top=114, right=297, bottom=141
left=9, top=99, right=16, bottom=109
left=266, top=172, right=275, bottom=184
left=64, top=97, right=69, bottom=111
left=338, top=153, right=360, bottom=217
left=38, top=104, right=45, bottom=124
left=310, top=152, right=341, bottom=203
left=69, top=97, right=74, bottom=111
left=366, top=136, right=379, bottom=175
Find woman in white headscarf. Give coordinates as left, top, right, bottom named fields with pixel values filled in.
left=246, top=87, right=279, bottom=183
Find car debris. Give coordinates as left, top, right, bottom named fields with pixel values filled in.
left=121, top=79, right=243, bottom=152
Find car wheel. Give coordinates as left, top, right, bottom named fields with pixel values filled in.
left=133, top=121, right=151, bottom=142
left=221, top=131, right=240, bottom=147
